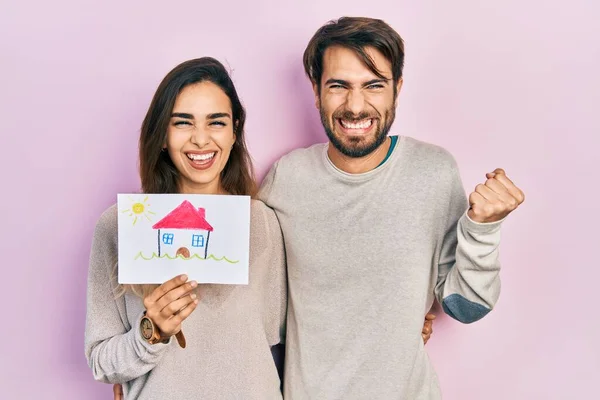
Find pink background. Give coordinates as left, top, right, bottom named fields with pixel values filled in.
left=1, top=0, right=598, bottom=398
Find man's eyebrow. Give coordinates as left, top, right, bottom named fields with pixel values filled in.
left=171, top=112, right=194, bottom=119
left=363, top=79, right=389, bottom=86
left=324, top=79, right=350, bottom=86
left=324, top=78, right=390, bottom=87
left=206, top=112, right=231, bottom=119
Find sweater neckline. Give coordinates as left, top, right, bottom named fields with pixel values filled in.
left=322, top=136, right=405, bottom=182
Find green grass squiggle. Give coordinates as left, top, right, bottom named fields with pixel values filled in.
left=134, top=252, right=239, bottom=264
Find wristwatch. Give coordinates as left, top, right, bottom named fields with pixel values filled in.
left=140, top=312, right=187, bottom=348
left=140, top=313, right=163, bottom=345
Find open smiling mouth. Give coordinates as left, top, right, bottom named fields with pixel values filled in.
left=186, top=151, right=217, bottom=170
left=336, top=118, right=375, bottom=135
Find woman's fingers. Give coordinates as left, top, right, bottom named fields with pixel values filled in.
left=170, top=299, right=198, bottom=326
left=155, top=280, right=198, bottom=311
left=144, top=274, right=188, bottom=307
left=143, top=275, right=198, bottom=336
left=422, top=313, right=435, bottom=344
left=159, top=293, right=198, bottom=321
left=163, top=297, right=200, bottom=333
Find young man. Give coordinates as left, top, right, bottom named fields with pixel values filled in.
left=258, top=17, right=524, bottom=399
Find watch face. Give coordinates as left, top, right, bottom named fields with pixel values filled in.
left=141, top=318, right=153, bottom=340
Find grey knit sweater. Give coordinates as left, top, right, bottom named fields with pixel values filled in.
left=258, top=136, right=503, bottom=399
left=85, top=200, right=286, bottom=399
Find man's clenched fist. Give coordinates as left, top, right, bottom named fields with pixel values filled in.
left=468, top=168, right=525, bottom=223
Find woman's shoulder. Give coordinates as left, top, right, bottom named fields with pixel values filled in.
left=248, top=201, right=285, bottom=295
left=88, top=204, right=119, bottom=275
left=93, top=204, right=118, bottom=242
left=250, top=199, right=279, bottom=232
left=249, top=199, right=283, bottom=252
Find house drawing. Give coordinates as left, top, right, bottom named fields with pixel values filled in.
left=151, top=200, right=214, bottom=259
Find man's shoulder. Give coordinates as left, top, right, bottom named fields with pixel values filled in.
left=397, top=136, right=464, bottom=193
left=403, top=136, right=456, bottom=164
left=275, top=142, right=327, bottom=171
left=258, top=143, right=327, bottom=204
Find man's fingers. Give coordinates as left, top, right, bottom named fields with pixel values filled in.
left=468, top=191, right=486, bottom=207
left=475, top=183, right=499, bottom=202
left=490, top=173, right=525, bottom=204
left=425, top=313, right=436, bottom=321
left=471, top=169, right=523, bottom=222
left=484, top=179, right=519, bottom=211
left=486, top=168, right=524, bottom=204
left=113, top=384, right=123, bottom=400
left=484, top=178, right=508, bottom=195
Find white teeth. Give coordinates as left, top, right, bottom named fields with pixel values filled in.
left=187, top=152, right=215, bottom=161
left=340, top=119, right=373, bottom=129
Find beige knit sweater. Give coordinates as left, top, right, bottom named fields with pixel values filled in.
left=85, top=200, right=286, bottom=399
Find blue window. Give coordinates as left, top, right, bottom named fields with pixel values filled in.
left=191, top=234, right=204, bottom=247
left=162, top=233, right=174, bottom=245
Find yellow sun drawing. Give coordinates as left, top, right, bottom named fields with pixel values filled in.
left=121, top=196, right=156, bottom=226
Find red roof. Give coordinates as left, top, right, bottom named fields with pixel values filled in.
left=152, top=200, right=214, bottom=231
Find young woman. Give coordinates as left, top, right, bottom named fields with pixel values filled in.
left=85, top=57, right=435, bottom=399
left=85, top=57, right=286, bottom=399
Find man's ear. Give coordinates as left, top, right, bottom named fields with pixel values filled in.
left=312, top=82, right=320, bottom=110
left=394, top=78, right=404, bottom=105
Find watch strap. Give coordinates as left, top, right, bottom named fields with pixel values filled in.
left=175, top=331, right=186, bottom=348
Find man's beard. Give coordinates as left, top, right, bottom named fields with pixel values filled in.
left=320, top=106, right=395, bottom=158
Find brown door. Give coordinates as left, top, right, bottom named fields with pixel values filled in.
left=176, top=247, right=190, bottom=259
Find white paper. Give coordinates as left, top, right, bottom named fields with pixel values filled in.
left=117, top=193, right=250, bottom=284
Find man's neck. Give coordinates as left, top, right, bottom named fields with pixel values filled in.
left=327, top=137, right=391, bottom=174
